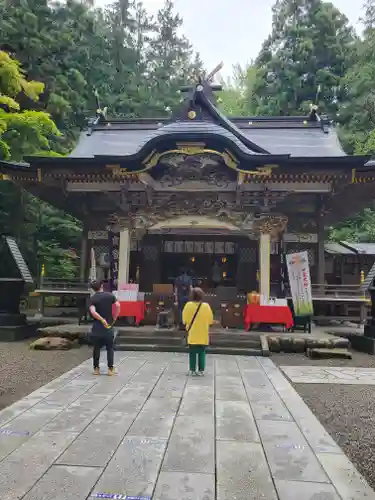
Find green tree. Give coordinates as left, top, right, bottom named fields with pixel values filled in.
left=218, top=63, right=257, bottom=116
left=338, top=0, right=375, bottom=154
left=329, top=207, right=375, bottom=243
left=0, top=50, right=60, bottom=160
left=0, top=0, right=113, bottom=150
left=252, top=0, right=356, bottom=117
left=147, top=0, right=204, bottom=116
left=0, top=50, right=80, bottom=278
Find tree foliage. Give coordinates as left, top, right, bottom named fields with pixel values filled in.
left=0, top=0, right=204, bottom=278
left=0, top=51, right=60, bottom=160
left=251, top=0, right=356, bottom=116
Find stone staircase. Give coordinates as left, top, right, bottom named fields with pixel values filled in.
left=114, top=326, right=263, bottom=356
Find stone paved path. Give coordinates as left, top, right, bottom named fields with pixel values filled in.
left=281, top=366, right=375, bottom=385
left=0, top=353, right=373, bottom=500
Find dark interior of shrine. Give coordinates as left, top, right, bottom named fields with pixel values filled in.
left=160, top=253, right=238, bottom=288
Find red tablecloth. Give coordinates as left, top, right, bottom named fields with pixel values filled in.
left=244, top=304, right=293, bottom=331
left=117, top=301, right=145, bottom=325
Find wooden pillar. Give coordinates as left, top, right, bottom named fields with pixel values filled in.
left=279, top=232, right=286, bottom=297
left=80, top=227, right=88, bottom=282
left=259, top=232, right=271, bottom=300
left=118, top=229, right=130, bottom=288
left=317, top=217, right=325, bottom=288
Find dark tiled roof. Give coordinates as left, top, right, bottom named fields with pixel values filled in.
left=70, top=120, right=344, bottom=158
left=240, top=127, right=345, bottom=157
left=70, top=121, right=262, bottom=158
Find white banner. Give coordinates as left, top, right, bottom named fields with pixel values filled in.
left=286, top=251, right=313, bottom=317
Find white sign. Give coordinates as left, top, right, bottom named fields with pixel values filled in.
left=286, top=251, right=313, bottom=317
left=88, top=231, right=107, bottom=240
left=284, top=233, right=318, bottom=243
left=117, top=283, right=139, bottom=302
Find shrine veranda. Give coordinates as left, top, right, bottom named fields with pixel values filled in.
left=1, top=80, right=374, bottom=321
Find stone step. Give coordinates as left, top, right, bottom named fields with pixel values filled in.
left=115, top=343, right=185, bottom=353
left=114, top=343, right=263, bottom=356
left=115, top=335, right=183, bottom=346
left=210, top=338, right=261, bottom=349
left=306, top=348, right=352, bottom=359
left=116, top=327, right=183, bottom=338
left=207, top=346, right=263, bottom=356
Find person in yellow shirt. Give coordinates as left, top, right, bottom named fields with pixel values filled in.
left=182, top=287, right=214, bottom=376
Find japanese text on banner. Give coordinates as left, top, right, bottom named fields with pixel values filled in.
left=286, top=251, right=313, bottom=317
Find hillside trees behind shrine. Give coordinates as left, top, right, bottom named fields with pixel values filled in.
left=0, top=0, right=203, bottom=278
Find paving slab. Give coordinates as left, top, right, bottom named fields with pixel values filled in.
left=215, top=375, right=248, bottom=401
left=216, top=441, right=278, bottom=500
left=317, top=452, right=375, bottom=499
left=153, top=471, right=215, bottom=500
left=0, top=352, right=373, bottom=500
left=257, top=420, right=329, bottom=483
left=57, top=410, right=137, bottom=467
left=281, top=365, right=375, bottom=385
left=0, top=431, right=79, bottom=500
left=94, top=436, right=167, bottom=497
left=22, top=465, right=103, bottom=500
left=162, top=415, right=215, bottom=474
left=275, top=480, right=341, bottom=500
left=216, top=400, right=259, bottom=442
left=127, top=397, right=179, bottom=439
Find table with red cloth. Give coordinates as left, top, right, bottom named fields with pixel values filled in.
left=116, top=301, right=145, bottom=325
left=244, top=304, right=294, bottom=331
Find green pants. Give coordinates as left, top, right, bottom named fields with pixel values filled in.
left=189, top=345, right=206, bottom=372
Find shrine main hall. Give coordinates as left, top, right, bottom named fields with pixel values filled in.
left=1, top=80, right=374, bottom=301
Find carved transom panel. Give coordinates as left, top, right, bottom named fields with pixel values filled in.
left=151, top=153, right=237, bottom=188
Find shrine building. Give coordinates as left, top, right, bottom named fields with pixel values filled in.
left=1, top=80, right=374, bottom=305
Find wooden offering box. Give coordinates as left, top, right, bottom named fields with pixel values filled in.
left=220, top=298, right=246, bottom=328
left=144, top=293, right=175, bottom=325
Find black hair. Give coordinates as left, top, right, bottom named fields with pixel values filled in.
left=90, top=280, right=103, bottom=292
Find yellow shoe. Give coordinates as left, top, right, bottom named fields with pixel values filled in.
left=108, top=368, right=116, bottom=376
left=93, top=368, right=100, bottom=376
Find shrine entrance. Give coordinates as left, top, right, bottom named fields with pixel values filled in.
left=129, top=216, right=260, bottom=293
left=160, top=236, right=240, bottom=289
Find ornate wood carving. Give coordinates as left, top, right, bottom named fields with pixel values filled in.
left=108, top=193, right=289, bottom=241
left=253, top=215, right=288, bottom=238
left=143, top=147, right=239, bottom=171
left=153, top=154, right=236, bottom=188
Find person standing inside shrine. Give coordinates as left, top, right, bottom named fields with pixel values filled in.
left=174, top=267, right=192, bottom=329
left=89, top=280, right=120, bottom=375
left=212, top=260, right=221, bottom=288
left=183, top=287, right=214, bottom=376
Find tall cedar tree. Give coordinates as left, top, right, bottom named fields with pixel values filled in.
left=252, top=0, right=356, bottom=116
left=338, top=0, right=375, bottom=154
left=147, top=0, right=204, bottom=116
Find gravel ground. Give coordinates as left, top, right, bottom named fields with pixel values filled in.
left=272, top=352, right=375, bottom=490
left=0, top=340, right=91, bottom=410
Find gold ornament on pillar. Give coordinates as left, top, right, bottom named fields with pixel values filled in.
left=254, top=215, right=288, bottom=238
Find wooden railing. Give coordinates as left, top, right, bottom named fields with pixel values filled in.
left=38, top=278, right=90, bottom=291
left=36, top=280, right=369, bottom=300
left=283, top=283, right=368, bottom=300
left=311, top=284, right=368, bottom=298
